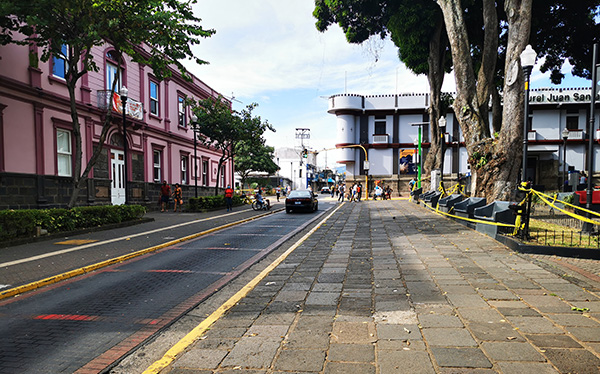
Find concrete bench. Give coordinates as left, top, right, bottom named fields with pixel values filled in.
left=438, top=194, right=464, bottom=213
left=423, top=191, right=442, bottom=207
left=410, top=187, right=422, bottom=201
left=454, top=197, right=487, bottom=219
left=473, top=201, right=516, bottom=237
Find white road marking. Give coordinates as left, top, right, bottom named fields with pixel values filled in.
left=0, top=209, right=254, bottom=268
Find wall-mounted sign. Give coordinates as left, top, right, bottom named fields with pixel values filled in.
left=529, top=89, right=599, bottom=104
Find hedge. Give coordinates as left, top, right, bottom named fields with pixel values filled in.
left=0, top=205, right=146, bottom=241
left=187, top=195, right=243, bottom=212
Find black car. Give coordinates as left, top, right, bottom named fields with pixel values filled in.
left=285, top=190, right=318, bottom=213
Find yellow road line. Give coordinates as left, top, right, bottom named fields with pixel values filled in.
left=142, top=203, right=344, bottom=374
left=0, top=209, right=283, bottom=301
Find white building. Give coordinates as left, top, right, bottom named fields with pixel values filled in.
left=327, top=88, right=600, bottom=192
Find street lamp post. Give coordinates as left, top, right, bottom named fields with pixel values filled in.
left=583, top=43, right=599, bottom=234
left=520, top=45, right=537, bottom=239
left=190, top=114, right=200, bottom=198
left=562, top=128, right=569, bottom=192
left=520, top=45, right=536, bottom=184
left=439, top=116, right=447, bottom=193
left=120, top=86, right=129, bottom=205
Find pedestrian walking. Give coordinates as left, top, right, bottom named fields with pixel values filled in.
left=224, top=184, right=234, bottom=212
left=350, top=183, right=357, bottom=202
left=276, top=185, right=281, bottom=202
left=338, top=184, right=345, bottom=202
left=374, top=185, right=383, bottom=200
left=160, top=180, right=171, bottom=212
left=172, top=183, right=183, bottom=212
left=357, top=183, right=363, bottom=201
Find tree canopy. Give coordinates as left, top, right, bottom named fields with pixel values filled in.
left=234, top=141, right=279, bottom=189
left=192, top=98, right=275, bottom=195
left=314, top=0, right=600, bottom=200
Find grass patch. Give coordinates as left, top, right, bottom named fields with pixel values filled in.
left=524, top=218, right=599, bottom=248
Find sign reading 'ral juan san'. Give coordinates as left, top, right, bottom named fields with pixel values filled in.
left=529, top=88, right=600, bottom=104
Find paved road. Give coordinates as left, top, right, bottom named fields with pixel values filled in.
left=113, top=200, right=600, bottom=374
left=0, top=201, right=334, bottom=374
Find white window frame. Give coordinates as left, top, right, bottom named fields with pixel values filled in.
left=178, top=96, right=187, bottom=128
left=106, top=61, right=121, bottom=91
left=57, top=128, right=72, bottom=177
left=202, top=160, right=209, bottom=186
left=221, top=165, right=226, bottom=187
left=150, top=80, right=159, bottom=116
left=52, top=44, right=69, bottom=79
left=181, top=156, right=188, bottom=185
left=153, top=150, right=162, bottom=182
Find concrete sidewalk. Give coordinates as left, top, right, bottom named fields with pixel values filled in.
left=116, top=200, right=600, bottom=374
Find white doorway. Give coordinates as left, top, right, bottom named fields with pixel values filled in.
left=111, top=149, right=125, bottom=205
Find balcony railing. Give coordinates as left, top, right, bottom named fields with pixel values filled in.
left=568, top=129, right=584, bottom=140
left=373, top=134, right=389, bottom=144
left=528, top=130, right=537, bottom=141
left=97, top=90, right=143, bottom=120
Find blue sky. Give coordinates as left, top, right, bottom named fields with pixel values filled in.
left=186, top=0, right=591, bottom=168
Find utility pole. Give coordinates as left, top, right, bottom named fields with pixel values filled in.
left=296, top=128, right=310, bottom=189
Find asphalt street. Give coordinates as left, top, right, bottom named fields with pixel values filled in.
left=0, top=199, right=334, bottom=373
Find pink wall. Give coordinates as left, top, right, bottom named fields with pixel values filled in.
left=0, top=40, right=232, bottom=189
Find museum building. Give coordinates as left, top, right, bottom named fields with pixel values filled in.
left=0, top=41, right=232, bottom=209
left=328, top=88, right=599, bottom=192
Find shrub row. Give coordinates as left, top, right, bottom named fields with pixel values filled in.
left=187, top=195, right=243, bottom=211
left=0, top=205, right=146, bottom=241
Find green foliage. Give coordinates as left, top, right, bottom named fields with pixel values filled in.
left=192, top=97, right=275, bottom=194
left=562, top=193, right=574, bottom=204
left=0, top=205, right=146, bottom=241
left=235, top=140, right=279, bottom=188
left=187, top=195, right=242, bottom=212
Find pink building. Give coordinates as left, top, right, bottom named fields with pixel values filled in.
left=0, top=41, right=232, bottom=209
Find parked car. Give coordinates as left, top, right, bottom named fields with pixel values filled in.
left=320, top=186, right=331, bottom=194
left=285, top=190, right=318, bottom=213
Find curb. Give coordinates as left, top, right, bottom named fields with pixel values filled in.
left=0, top=208, right=284, bottom=301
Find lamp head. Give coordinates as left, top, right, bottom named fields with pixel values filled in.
left=413, top=138, right=418, bottom=146
left=520, top=45, right=537, bottom=69
left=439, top=116, right=447, bottom=129
left=119, top=86, right=128, bottom=100
left=190, top=114, right=197, bottom=123
left=562, top=128, right=570, bottom=139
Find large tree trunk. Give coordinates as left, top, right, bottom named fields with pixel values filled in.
left=438, top=0, right=531, bottom=201
left=423, top=16, right=448, bottom=178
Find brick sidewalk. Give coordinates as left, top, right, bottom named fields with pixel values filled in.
left=116, top=200, right=600, bottom=373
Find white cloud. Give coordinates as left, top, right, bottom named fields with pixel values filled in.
left=184, top=0, right=454, bottom=167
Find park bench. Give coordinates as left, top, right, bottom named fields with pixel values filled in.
left=454, top=197, right=487, bottom=219
left=438, top=194, right=464, bottom=213
left=473, top=201, right=516, bottom=237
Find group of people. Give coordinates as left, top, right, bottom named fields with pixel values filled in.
left=159, top=180, right=183, bottom=212
left=332, top=182, right=394, bottom=202
left=373, top=184, right=393, bottom=200
left=334, top=183, right=364, bottom=202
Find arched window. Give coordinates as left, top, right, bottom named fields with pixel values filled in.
left=105, top=50, right=125, bottom=91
